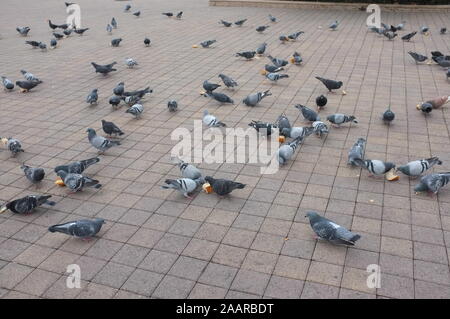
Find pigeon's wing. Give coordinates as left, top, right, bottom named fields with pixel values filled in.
left=312, top=220, right=336, bottom=240
left=72, top=221, right=97, bottom=237
left=333, top=225, right=360, bottom=244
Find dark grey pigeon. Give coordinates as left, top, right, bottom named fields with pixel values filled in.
left=218, top=74, right=238, bottom=89
left=236, top=51, right=256, bottom=60
left=144, top=37, right=151, bottom=46
left=0, top=195, right=55, bottom=214
left=133, top=11, right=141, bottom=17
left=16, top=26, right=31, bottom=36
left=86, top=89, right=98, bottom=105
left=408, top=51, right=428, bottom=64
left=38, top=42, right=47, bottom=51
left=200, top=40, right=216, bottom=48
left=248, top=120, right=277, bottom=136
left=234, top=19, right=247, bottom=26
left=109, top=95, right=122, bottom=107
left=111, top=38, right=122, bottom=47
left=54, top=157, right=99, bottom=174
left=167, top=100, right=178, bottom=112
left=275, top=114, right=291, bottom=133
left=401, top=31, right=417, bottom=42
left=50, top=38, right=57, bottom=49
left=305, top=211, right=361, bottom=246
left=91, top=62, right=117, bottom=75
left=418, top=102, right=433, bottom=114
left=102, top=120, right=124, bottom=137
left=203, top=80, right=221, bottom=93
left=49, top=218, right=105, bottom=238
left=113, top=82, right=124, bottom=96
left=219, top=20, right=232, bottom=27
left=267, top=55, right=288, bottom=67
left=16, top=80, right=40, bottom=92
left=21, top=165, right=45, bottom=183
left=205, top=91, right=234, bottom=104
left=382, top=106, right=395, bottom=123
left=397, top=157, right=442, bottom=177
left=56, top=170, right=102, bottom=192
left=204, top=176, right=245, bottom=196
left=111, top=17, right=117, bottom=29
left=256, top=42, right=267, bottom=55
left=315, top=76, right=343, bottom=92
left=295, top=104, right=320, bottom=122
left=348, top=138, right=366, bottom=166
left=1, top=137, right=24, bottom=155
left=256, top=25, right=269, bottom=33
left=414, top=172, right=450, bottom=195
left=441, top=27, right=447, bottom=34
left=264, top=64, right=284, bottom=73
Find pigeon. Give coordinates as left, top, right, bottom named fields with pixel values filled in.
left=124, top=95, right=142, bottom=106
left=203, top=110, right=226, bottom=127
left=396, top=21, right=406, bottom=30
left=200, top=40, right=216, bottom=48
left=125, top=58, right=138, bottom=68
left=56, top=170, right=102, bottom=192
left=421, top=26, right=429, bottom=34
left=15, top=80, right=40, bottom=92
left=418, top=102, right=433, bottom=114
left=168, top=100, right=178, bottom=112
left=133, top=11, right=141, bottom=18
left=1, top=76, right=14, bottom=91
left=162, top=12, right=174, bottom=17
left=203, top=80, right=221, bottom=93
left=279, top=35, right=289, bottom=43
left=312, top=121, right=329, bottom=138
left=382, top=106, right=395, bottom=123
left=315, top=76, right=343, bottom=92
left=144, top=37, right=151, bottom=46
left=243, top=90, right=271, bottom=107
left=47, top=20, right=58, bottom=30
left=21, top=165, right=45, bottom=183
left=113, top=82, right=125, bottom=96
left=126, top=104, right=144, bottom=118
left=401, top=31, right=417, bottom=42
left=50, top=38, right=57, bottom=49
left=327, top=114, right=357, bottom=127
left=63, top=29, right=72, bottom=37
left=74, top=27, right=89, bottom=35
left=111, top=17, right=117, bottom=29
left=124, top=4, right=131, bottom=12
left=290, top=51, right=303, bottom=65
left=295, top=104, right=320, bottom=122
left=91, top=62, right=117, bottom=75
left=315, top=95, right=327, bottom=111
left=162, top=178, right=198, bottom=199
left=235, top=51, right=256, bottom=60
left=414, top=172, right=450, bottom=195
left=275, top=114, right=291, bottom=133
left=20, top=70, right=41, bottom=82
left=0, top=195, right=55, bottom=215
left=383, top=31, right=397, bottom=40
left=305, top=211, right=361, bottom=246
left=48, top=218, right=105, bottom=239
left=447, top=69, right=450, bottom=81
left=431, top=51, right=449, bottom=63
left=277, top=136, right=304, bottom=165
left=441, top=27, right=447, bottom=34
left=256, top=43, right=267, bottom=55
left=218, top=74, right=238, bottom=89
left=408, top=51, right=428, bottom=64
left=281, top=126, right=314, bottom=139
left=248, top=120, right=277, bottom=136
left=171, top=157, right=203, bottom=182
left=397, top=157, right=442, bottom=177
left=263, top=64, right=284, bottom=74
left=25, top=40, right=41, bottom=48
left=268, top=14, right=277, bottom=23
left=205, top=91, right=234, bottom=104
left=106, top=24, right=113, bottom=34
left=348, top=138, right=366, bottom=166
left=288, top=31, right=304, bottom=41
left=38, top=42, right=47, bottom=51
left=86, top=89, right=98, bottom=105
left=426, top=95, right=450, bottom=109
left=111, top=38, right=122, bottom=47
left=353, top=159, right=395, bottom=176
left=256, top=25, right=270, bottom=33
left=234, top=19, right=247, bottom=26
left=123, top=85, right=152, bottom=98
left=219, top=20, right=232, bottom=27
left=176, top=11, right=183, bottom=19
left=16, top=26, right=30, bottom=36
left=435, top=56, right=450, bottom=68
left=109, top=95, right=122, bottom=108
left=204, top=176, right=245, bottom=196
left=266, top=72, right=289, bottom=82
left=267, top=55, right=288, bottom=67
left=53, top=32, right=64, bottom=40
left=86, top=128, right=120, bottom=153
left=54, top=157, right=100, bottom=174
left=329, top=20, right=339, bottom=30
left=101, top=120, right=124, bottom=137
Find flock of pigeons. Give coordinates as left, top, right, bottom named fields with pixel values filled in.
left=0, top=3, right=449, bottom=246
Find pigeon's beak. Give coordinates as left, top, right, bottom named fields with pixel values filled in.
left=0, top=206, right=7, bottom=214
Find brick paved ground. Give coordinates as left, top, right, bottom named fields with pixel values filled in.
left=1, top=0, right=450, bottom=299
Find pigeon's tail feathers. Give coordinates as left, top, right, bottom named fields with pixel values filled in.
left=81, top=157, right=100, bottom=168
left=45, top=200, right=56, bottom=206
left=427, top=156, right=442, bottom=165
left=94, top=184, right=102, bottom=189
left=353, top=158, right=366, bottom=168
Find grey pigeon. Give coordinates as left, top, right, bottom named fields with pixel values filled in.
left=125, top=58, right=138, bottom=68
left=122, top=87, right=153, bottom=98
left=172, top=157, right=203, bottom=182
left=316, top=76, right=343, bottom=92
left=264, top=64, right=284, bottom=73
left=106, top=24, right=112, bottom=33
left=91, top=61, right=117, bottom=75
left=86, top=89, right=98, bottom=105
left=312, top=121, right=329, bottom=138
left=277, top=136, right=303, bottom=165
left=401, top=31, right=417, bottom=42
left=200, top=40, right=216, bottom=48
left=421, top=26, right=429, bottom=34
left=291, top=51, right=303, bottom=64
left=243, top=90, right=271, bottom=107
left=353, top=159, right=395, bottom=176
left=63, top=29, right=72, bottom=37
left=50, top=38, right=57, bottom=49
left=124, top=95, right=141, bottom=106
left=397, top=157, right=442, bottom=177
left=204, top=176, right=245, bottom=196
left=21, top=70, right=41, bottom=82
left=109, top=95, right=122, bottom=108
left=126, top=104, right=144, bottom=118
left=236, top=51, right=256, bottom=60
left=53, top=32, right=64, bottom=39
left=113, top=82, right=125, bottom=96
left=266, top=72, right=289, bottom=82
left=441, top=27, right=447, bottom=34
left=275, top=114, right=291, bottom=132
left=268, top=14, right=277, bottom=23
left=281, top=126, right=314, bottom=139
left=111, top=17, right=117, bottom=29
left=408, top=51, right=428, bottom=64
left=256, top=43, right=267, bottom=55
left=382, top=106, right=395, bottom=123
left=162, top=12, right=174, bottom=17
left=329, top=20, right=339, bottom=30
left=295, top=104, right=320, bottom=122
left=219, top=20, right=232, bottom=27
left=176, top=12, right=183, bottom=19
left=162, top=178, right=198, bottom=199
left=435, top=56, right=450, bottom=68
left=248, top=120, right=277, bottom=136
left=396, top=21, right=406, bottom=30
left=54, top=157, right=100, bottom=174
left=1, top=76, right=14, bottom=91
left=414, top=172, right=450, bottom=195
left=133, top=11, right=141, bottom=17
left=124, top=4, right=131, bottom=12
left=383, top=31, right=397, bottom=40
left=267, top=55, right=288, bottom=67
left=0, top=195, right=55, bottom=215
left=74, top=27, right=89, bottom=35
left=15, top=80, right=40, bottom=92
left=56, top=170, right=102, bottom=192
left=203, top=110, right=226, bottom=127
left=25, top=40, right=41, bottom=48
left=205, top=91, right=234, bottom=104
left=21, top=165, right=45, bottom=183
left=168, top=100, right=178, bottom=112
left=16, top=26, right=30, bottom=36
left=418, top=102, right=433, bottom=114
left=327, top=114, right=357, bottom=126
left=203, top=80, right=221, bottom=92
left=348, top=138, right=366, bottom=166
left=111, top=38, right=122, bottom=47
left=38, top=42, right=47, bottom=51
left=86, top=128, right=120, bottom=153
left=1, top=137, right=24, bottom=155
left=234, top=19, right=247, bottom=26
left=256, top=25, right=269, bottom=33
left=288, top=31, right=304, bottom=40
left=48, top=218, right=105, bottom=238
left=218, top=74, right=238, bottom=89
left=305, top=211, right=361, bottom=246
left=102, top=120, right=124, bottom=137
